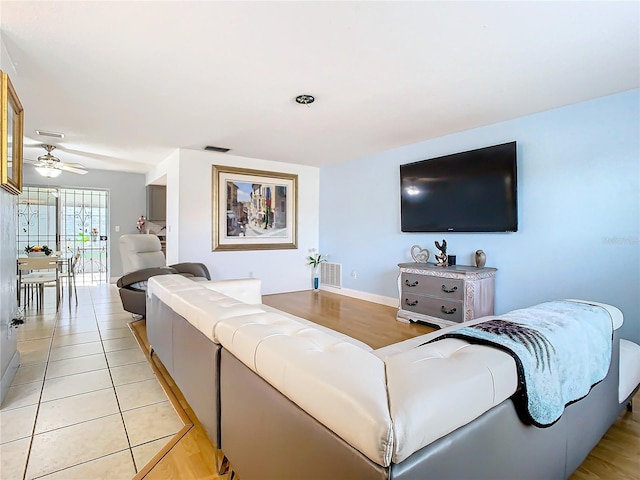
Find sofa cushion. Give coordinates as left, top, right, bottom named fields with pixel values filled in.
left=147, top=274, right=203, bottom=303
left=386, top=337, right=517, bottom=463
left=170, top=288, right=266, bottom=342
left=202, top=278, right=263, bottom=305
left=216, top=312, right=316, bottom=368
left=216, top=311, right=371, bottom=368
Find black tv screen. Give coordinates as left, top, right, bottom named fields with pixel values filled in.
left=400, top=142, right=518, bottom=232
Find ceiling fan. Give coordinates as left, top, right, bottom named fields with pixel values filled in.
left=25, top=144, right=88, bottom=177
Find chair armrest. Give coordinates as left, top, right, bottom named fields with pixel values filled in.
left=169, top=262, right=211, bottom=280
left=117, top=267, right=178, bottom=287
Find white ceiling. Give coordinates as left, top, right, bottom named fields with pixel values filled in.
left=1, top=1, right=639, bottom=175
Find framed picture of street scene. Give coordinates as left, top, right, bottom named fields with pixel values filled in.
left=1, top=71, right=24, bottom=195
left=212, top=165, right=298, bottom=251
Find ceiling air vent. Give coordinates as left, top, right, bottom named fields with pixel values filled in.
left=205, top=145, right=230, bottom=153
left=36, top=130, right=65, bottom=139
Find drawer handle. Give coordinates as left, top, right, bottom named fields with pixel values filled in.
left=405, top=298, right=418, bottom=307
left=441, top=285, right=458, bottom=293
left=405, top=279, right=419, bottom=287
left=441, top=306, right=457, bottom=315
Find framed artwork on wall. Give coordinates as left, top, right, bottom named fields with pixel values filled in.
left=212, top=165, right=298, bottom=251
left=1, top=71, right=24, bottom=195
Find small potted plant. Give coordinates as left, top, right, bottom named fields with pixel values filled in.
left=24, top=245, right=53, bottom=257
left=306, top=249, right=327, bottom=291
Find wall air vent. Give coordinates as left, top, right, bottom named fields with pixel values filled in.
left=36, top=130, right=65, bottom=139
left=205, top=145, right=231, bottom=153
left=320, top=262, right=342, bottom=289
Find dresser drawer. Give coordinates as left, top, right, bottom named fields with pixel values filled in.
left=401, top=273, right=464, bottom=301
left=400, top=294, right=464, bottom=323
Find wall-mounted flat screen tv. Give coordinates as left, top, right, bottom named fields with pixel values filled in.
left=400, top=141, right=518, bottom=232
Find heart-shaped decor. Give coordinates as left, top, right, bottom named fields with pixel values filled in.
left=411, top=245, right=430, bottom=263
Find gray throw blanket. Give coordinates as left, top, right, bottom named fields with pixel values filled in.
left=432, top=300, right=613, bottom=427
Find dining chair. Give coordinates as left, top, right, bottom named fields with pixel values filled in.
left=17, top=256, right=60, bottom=310
left=59, top=252, right=81, bottom=307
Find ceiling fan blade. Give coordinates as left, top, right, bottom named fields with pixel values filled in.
left=64, top=162, right=86, bottom=169
left=26, top=143, right=98, bottom=174
left=60, top=164, right=88, bottom=175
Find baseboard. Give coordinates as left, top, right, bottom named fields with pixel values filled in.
left=0, top=348, right=20, bottom=405
left=320, top=285, right=398, bottom=308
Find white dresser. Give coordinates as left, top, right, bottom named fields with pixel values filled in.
left=397, top=262, right=497, bottom=328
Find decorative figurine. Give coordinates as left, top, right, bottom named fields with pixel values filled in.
left=410, top=245, right=430, bottom=263
left=435, top=239, right=448, bottom=267
left=475, top=249, right=486, bottom=268
left=137, top=215, right=146, bottom=233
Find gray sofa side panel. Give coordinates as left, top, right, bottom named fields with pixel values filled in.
left=147, top=293, right=221, bottom=448
left=147, top=294, right=174, bottom=374
left=389, top=399, right=567, bottom=480
left=220, top=349, right=388, bottom=480
left=564, top=329, right=623, bottom=476
left=173, top=312, right=221, bottom=448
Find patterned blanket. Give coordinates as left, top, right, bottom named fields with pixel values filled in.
left=430, top=300, right=614, bottom=427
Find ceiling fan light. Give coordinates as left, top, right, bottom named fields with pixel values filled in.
left=35, top=166, right=62, bottom=178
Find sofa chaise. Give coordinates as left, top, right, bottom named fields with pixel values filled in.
left=146, top=274, right=640, bottom=480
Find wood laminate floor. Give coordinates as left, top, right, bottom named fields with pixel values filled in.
left=138, top=289, right=639, bottom=480
left=263, top=289, right=435, bottom=348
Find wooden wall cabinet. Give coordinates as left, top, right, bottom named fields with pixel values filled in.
left=146, top=185, right=166, bottom=221
left=397, top=262, right=497, bottom=328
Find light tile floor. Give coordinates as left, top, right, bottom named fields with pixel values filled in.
left=1, top=284, right=184, bottom=480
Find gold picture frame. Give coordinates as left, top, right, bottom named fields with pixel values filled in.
left=1, top=71, right=24, bottom=195
left=212, top=165, right=298, bottom=251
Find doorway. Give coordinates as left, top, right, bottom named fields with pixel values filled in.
left=17, top=186, right=110, bottom=285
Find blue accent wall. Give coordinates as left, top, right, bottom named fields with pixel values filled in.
left=320, top=89, right=639, bottom=343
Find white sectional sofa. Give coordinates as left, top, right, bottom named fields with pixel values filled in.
left=146, top=275, right=640, bottom=480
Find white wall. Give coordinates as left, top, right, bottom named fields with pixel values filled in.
left=160, top=150, right=180, bottom=265
left=320, top=89, right=640, bottom=344
left=172, top=149, right=320, bottom=294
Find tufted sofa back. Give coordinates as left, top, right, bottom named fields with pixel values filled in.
left=216, top=312, right=393, bottom=466
left=146, top=275, right=627, bottom=472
